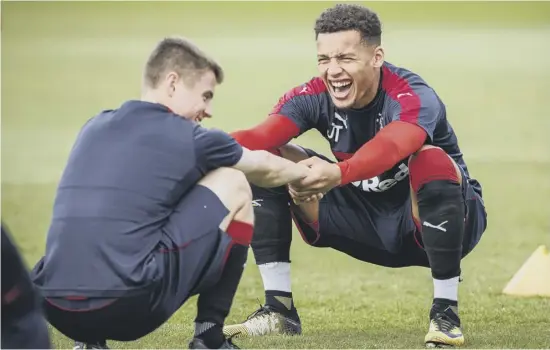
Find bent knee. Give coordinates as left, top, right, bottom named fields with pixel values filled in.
left=223, top=168, right=253, bottom=200
left=199, top=168, right=252, bottom=204
left=408, top=146, right=462, bottom=192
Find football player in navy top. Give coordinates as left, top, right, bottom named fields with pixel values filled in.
left=31, top=37, right=313, bottom=349
left=225, top=4, right=487, bottom=348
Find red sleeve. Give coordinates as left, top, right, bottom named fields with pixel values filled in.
left=230, top=114, right=300, bottom=151
left=231, top=78, right=324, bottom=151
left=336, top=121, right=427, bottom=185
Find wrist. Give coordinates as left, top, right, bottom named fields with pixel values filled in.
left=334, top=162, right=347, bottom=186
left=335, top=162, right=347, bottom=186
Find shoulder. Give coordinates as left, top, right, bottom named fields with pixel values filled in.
left=271, top=77, right=329, bottom=114
left=275, top=77, right=327, bottom=104
left=192, top=124, right=236, bottom=146
left=382, top=62, right=438, bottom=97
left=382, top=62, right=442, bottom=110
left=285, top=77, right=327, bottom=98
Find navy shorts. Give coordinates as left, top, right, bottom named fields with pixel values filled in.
left=291, top=148, right=488, bottom=268
left=151, top=184, right=234, bottom=323
left=44, top=185, right=234, bottom=342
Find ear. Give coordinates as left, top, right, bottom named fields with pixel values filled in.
left=165, top=71, right=179, bottom=96
left=372, top=46, right=385, bottom=69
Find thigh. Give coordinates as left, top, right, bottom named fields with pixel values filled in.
left=291, top=148, right=428, bottom=267
left=291, top=191, right=429, bottom=268
left=162, top=184, right=229, bottom=248
left=291, top=184, right=383, bottom=247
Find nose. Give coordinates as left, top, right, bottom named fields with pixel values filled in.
left=326, top=59, right=344, bottom=77
left=203, top=103, right=213, bottom=119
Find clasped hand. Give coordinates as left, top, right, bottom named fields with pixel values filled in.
left=289, top=156, right=342, bottom=204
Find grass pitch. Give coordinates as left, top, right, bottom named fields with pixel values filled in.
left=2, top=1, right=550, bottom=348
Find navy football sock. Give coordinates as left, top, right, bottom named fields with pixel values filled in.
left=195, top=244, right=248, bottom=335
left=194, top=323, right=224, bottom=348
left=250, top=184, right=293, bottom=265
left=265, top=290, right=295, bottom=312
left=409, top=148, right=465, bottom=282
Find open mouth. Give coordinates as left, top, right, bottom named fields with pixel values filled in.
left=329, top=80, right=352, bottom=99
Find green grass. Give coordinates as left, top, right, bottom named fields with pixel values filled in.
left=2, top=1, right=550, bottom=348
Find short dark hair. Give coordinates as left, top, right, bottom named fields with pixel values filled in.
left=143, top=36, right=224, bottom=88
left=314, top=4, right=382, bottom=45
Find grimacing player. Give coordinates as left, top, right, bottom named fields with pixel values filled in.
left=225, top=4, right=487, bottom=348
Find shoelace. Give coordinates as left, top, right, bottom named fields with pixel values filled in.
left=245, top=299, right=273, bottom=320
left=433, top=313, right=457, bottom=332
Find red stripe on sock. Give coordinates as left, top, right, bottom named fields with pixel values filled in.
left=226, top=220, right=254, bottom=246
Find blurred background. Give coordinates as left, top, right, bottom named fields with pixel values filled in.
left=2, top=1, right=549, bottom=348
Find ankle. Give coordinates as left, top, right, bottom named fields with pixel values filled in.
left=431, top=299, right=460, bottom=324
left=433, top=298, right=458, bottom=307
left=266, top=290, right=295, bottom=311
left=194, top=322, right=224, bottom=348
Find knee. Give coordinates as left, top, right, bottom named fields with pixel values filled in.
left=200, top=168, right=253, bottom=215
left=408, top=146, right=462, bottom=193
left=221, top=168, right=255, bottom=222
left=228, top=168, right=253, bottom=201
left=213, top=168, right=253, bottom=201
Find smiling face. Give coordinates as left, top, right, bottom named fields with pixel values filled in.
left=316, top=30, right=384, bottom=109
left=141, top=37, right=224, bottom=123
left=164, top=69, right=217, bottom=123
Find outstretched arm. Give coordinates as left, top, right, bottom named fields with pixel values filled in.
left=231, top=78, right=325, bottom=150
left=289, top=85, right=441, bottom=199
left=194, top=126, right=310, bottom=188
left=232, top=148, right=310, bottom=188
left=196, top=79, right=326, bottom=188
left=337, top=86, right=441, bottom=185
left=230, top=114, right=300, bottom=151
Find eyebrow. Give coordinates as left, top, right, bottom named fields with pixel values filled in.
left=317, top=53, right=356, bottom=59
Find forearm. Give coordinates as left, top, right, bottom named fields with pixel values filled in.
left=245, top=151, right=309, bottom=188
left=337, top=121, right=427, bottom=185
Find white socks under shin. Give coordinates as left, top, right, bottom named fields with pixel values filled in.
left=433, top=276, right=459, bottom=301
left=258, top=262, right=459, bottom=304
left=258, top=262, right=291, bottom=292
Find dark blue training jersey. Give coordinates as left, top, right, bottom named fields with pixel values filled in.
left=272, top=62, right=482, bottom=210
left=32, top=101, right=243, bottom=298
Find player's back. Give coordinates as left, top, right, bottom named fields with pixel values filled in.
left=32, top=101, right=204, bottom=298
